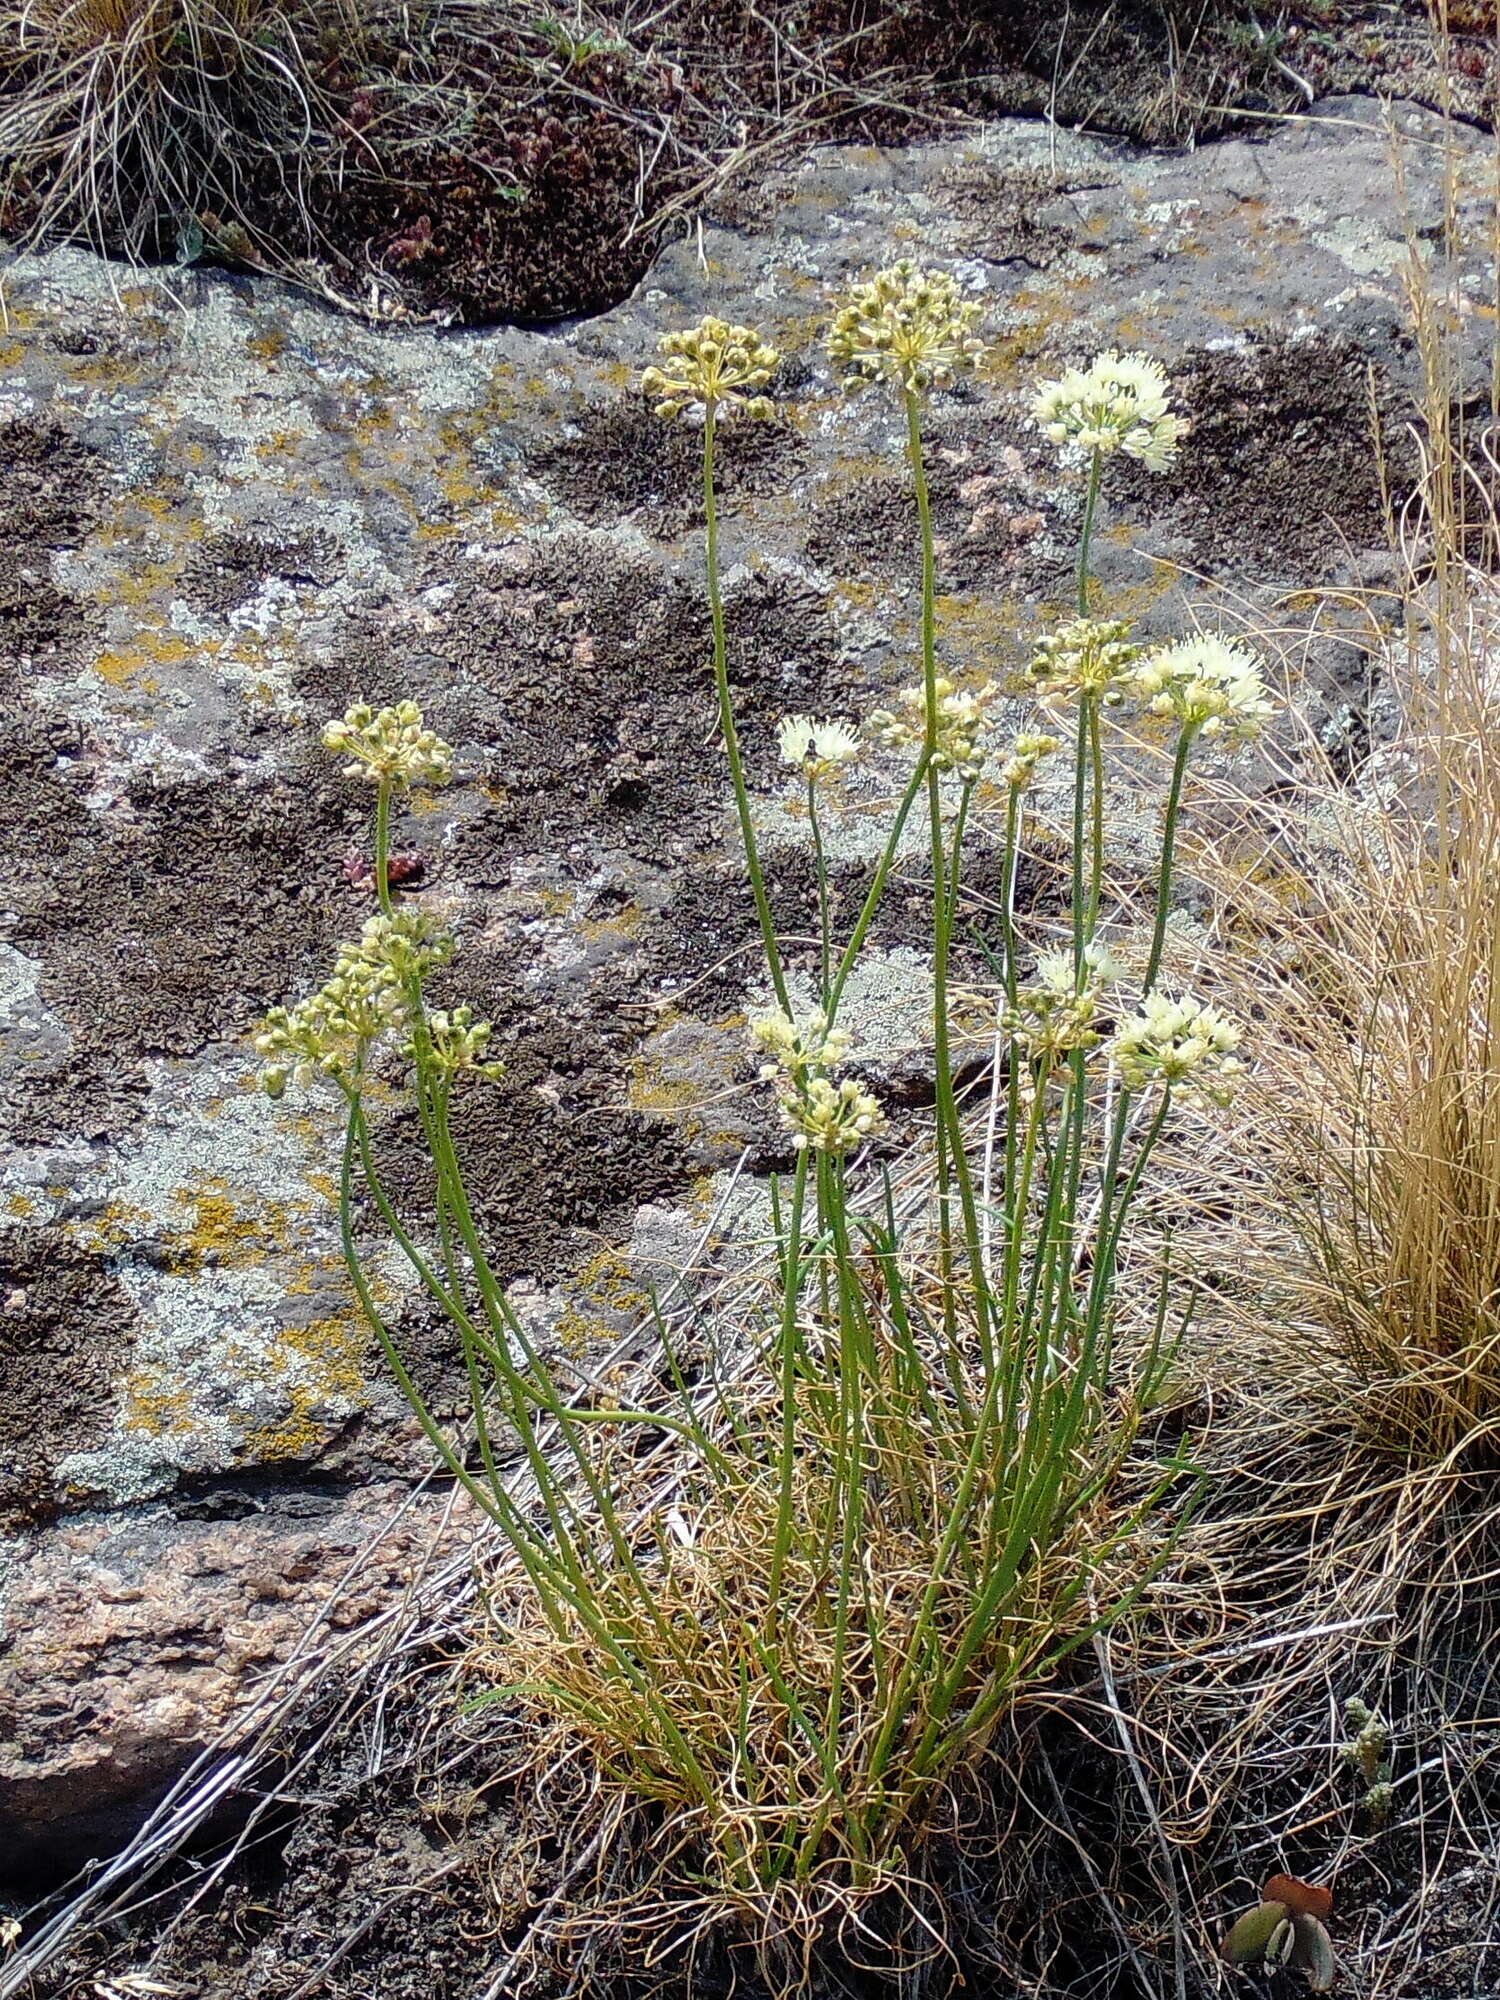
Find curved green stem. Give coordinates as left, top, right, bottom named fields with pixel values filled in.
left=704, top=403, right=789, bottom=1014
left=1143, top=725, right=1198, bottom=994
left=1077, top=446, right=1103, bottom=616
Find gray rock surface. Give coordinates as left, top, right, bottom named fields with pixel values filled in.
left=1, top=95, right=1492, bottom=1847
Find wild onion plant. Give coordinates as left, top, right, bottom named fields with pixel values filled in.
left=255, top=274, right=1273, bottom=1921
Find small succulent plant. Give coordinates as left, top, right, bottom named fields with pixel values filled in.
left=1341, top=1696, right=1394, bottom=1822
left=1222, top=1874, right=1336, bottom=1992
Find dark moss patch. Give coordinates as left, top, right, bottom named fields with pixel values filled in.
left=179, top=528, right=341, bottom=616
left=932, top=162, right=1079, bottom=267
left=368, top=949, right=689, bottom=1282
left=2, top=768, right=366, bottom=1143
left=807, top=413, right=1070, bottom=599
left=308, top=536, right=865, bottom=863
left=0, top=1227, right=136, bottom=1528
left=530, top=403, right=807, bottom=537
left=0, top=420, right=106, bottom=686
left=1114, top=333, right=1417, bottom=580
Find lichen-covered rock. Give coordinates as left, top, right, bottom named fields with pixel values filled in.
left=0, top=95, right=1493, bottom=1844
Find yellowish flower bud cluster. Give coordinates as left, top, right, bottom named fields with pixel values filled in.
left=256, top=914, right=501, bottom=1100
left=1130, top=635, right=1274, bottom=743
left=1110, top=992, right=1244, bottom=1104
left=414, top=1005, right=505, bottom=1080
left=323, top=702, right=454, bottom=790
left=1033, top=350, right=1186, bottom=470
left=256, top=945, right=403, bottom=1098
left=1005, top=945, right=1120, bottom=1064
left=777, top=714, right=861, bottom=780
left=782, top=1075, right=887, bottom=1155
left=1030, top=618, right=1142, bottom=705
left=868, top=677, right=999, bottom=781
left=826, top=261, right=986, bottom=395
left=750, top=1008, right=884, bottom=1156
left=751, top=1007, right=851, bottom=1080
left=999, top=730, right=1062, bottom=791
left=640, top=316, right=779, bottom=420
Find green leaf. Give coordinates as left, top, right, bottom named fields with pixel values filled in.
left=1222, top=1902, right=1291, bottom=1963
left=1293, top=1914, right=1337, bottom=1993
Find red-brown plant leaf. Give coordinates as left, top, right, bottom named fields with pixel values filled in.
left=1264, top=1874, right=1334, bottom=1921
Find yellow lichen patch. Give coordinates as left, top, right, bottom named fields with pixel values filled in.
left=5, top=1193, right=35, bottom=1219
left=275, top=1312, right=369, bottom=1400
left=247, top=328, right=289, bottom=362
left=0, top=341, right=25, bottom=370
left=121, top=1369, right=197, bottom=1439
left=92, top=631, right=206, bottom=689
left=556, top=1246, right=647, bottom=1358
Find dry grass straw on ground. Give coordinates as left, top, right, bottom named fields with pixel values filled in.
left=0, top=0, right=349, bottom=258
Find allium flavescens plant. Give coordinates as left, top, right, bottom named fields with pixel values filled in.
left=254, top=281, right=1274, bottom=1948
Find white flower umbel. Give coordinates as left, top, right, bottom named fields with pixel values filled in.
left=323, top=701, right=454, bottom=789
left=1030, top=618, right=1142, bottom=706
left=640, top=316, right=779, bottom=420
left=827, top=261, right=986, bottom=395
left=1005, top=945, right=1120, bottom=1064
left=777, top=714, right=861, bottom=779
left=1033, top=351, right=1186, bottom=471
left=750, top=1007, right=852, bottom=1080
left=868, top=677, right=999, bottom=781
left=255, top=948, right=404, bottom=1098
left=1110, top=991, right=1244, bottom=1105
left=1131, top=636, right=1274, bottom=744
left=781, top=1074, right=886, bottom=1155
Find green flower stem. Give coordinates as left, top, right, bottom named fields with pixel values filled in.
left=704, top=403, right=789, bottom=1015
left=766, top=1148, right=812, bottom=1634
left=807, top=772, right=832, bottom=1004
left=826, top=753, right=929, bottom=1019
left=1071, top=696, right=1091, bottom=979
left=1088, top=696, right=1106, bottom=936
left=374, top=777, right=394, bottom=916
left=1077, top=445, right=1103, bottom=616
left=903, top=385, right=989, bottom=1340
left=1143, top=724, right=1198, bottom=994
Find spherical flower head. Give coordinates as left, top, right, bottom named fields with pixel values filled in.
left=1032, top=350, right=1186, bottom=470
left=1130, top=636, right=1274, bottom=744
left=781, top=1074, right=886, bottom=1155
left=750, top=1007, right=852, bottom=1080
left=868, top=677, right=998, bottom=781
left=1005, top=945, right=1120, bottom=1063
left=639, top=316, right=779, bottom=420
left=999, top=729, right=1062, bottom=791
left=323, top=701, right=454, bottom=790
left=1110, top=991, right=1244, bottom=1106
left=1030, top=618, right=1142, bottom=706
left=827, top=261, right=987, bottom=395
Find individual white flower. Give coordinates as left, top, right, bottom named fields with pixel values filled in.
left=1032, top=351, right=1186, bottom=470
left=999, top=729, right=1062, bottom=791
left=827, top=261, right=987, bottom=394
left=750, top=1007, right=852, bottom=1080
left=640, top=316, right=779, bottom=420
left=323, top=701, right=454, bottom=789
left=1030, top=618, right=1142, bottom=705
left=1110, top=991, right=1244, bottom=1104
left=777, top=714, right=861, bottom=779
left=781, top=1074, right=886, bottom=1154
left=1130, top=636, right=1274, bottom=744
left=868, top=677, right=999, bottom=780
